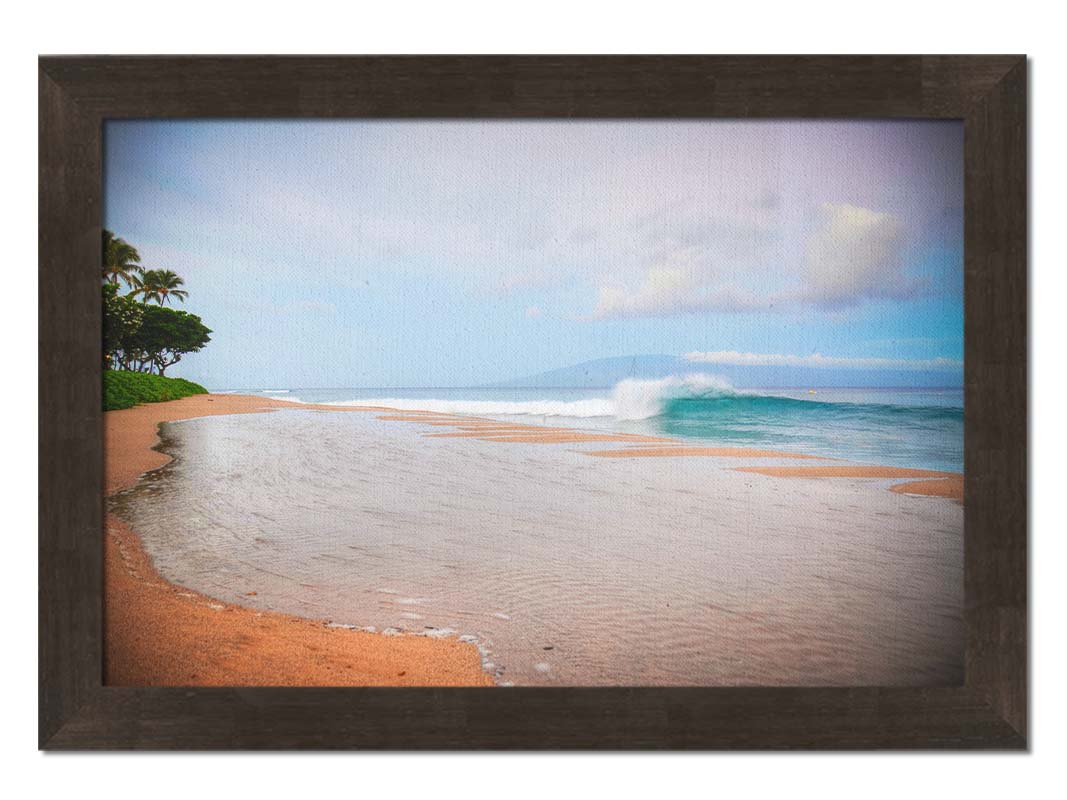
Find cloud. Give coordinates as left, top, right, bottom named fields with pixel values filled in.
left=803, top=203, right=923, bottom=308
left=109, top=122, right=960, bottom=332
left=593, top=274, right=773, bottom=319
left=525, top=306, right=543, bottom=319
left=683, top=350, right=962, bottom=371
left=592, top=247, right=779, bottom=320
left=591, top=203, right=933, bottom=320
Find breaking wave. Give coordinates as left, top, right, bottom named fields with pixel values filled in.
left=310, top=374, right=741, bottom=420
left=258, top=374, right=962, bottom=428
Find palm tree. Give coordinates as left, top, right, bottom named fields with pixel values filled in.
left=102, top=229, right=143, bottom=287
left=135, top=269, right=189, bottom=305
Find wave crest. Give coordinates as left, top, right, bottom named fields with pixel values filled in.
left=611, top=374, right=737, bottom=420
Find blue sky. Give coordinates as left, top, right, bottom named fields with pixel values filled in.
left=104, top=120, right=963, bottom=389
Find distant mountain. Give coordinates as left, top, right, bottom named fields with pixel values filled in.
left=488, top=355, right=685, bottom=388
left=489, top=354, right=963, bottom=389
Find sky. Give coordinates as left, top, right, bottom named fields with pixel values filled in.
left=104, top=120, right=963, bottom=389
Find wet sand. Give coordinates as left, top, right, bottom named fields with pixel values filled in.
left=447, top=432, right=673, bottom=444
left=584, top=446, right=822, bottom=459
left=104, top=394, right=493, bottom=686
left=381, top=414, right=672, bottom=444
left=889, top=476, right=964, bottom=502
left=736, top=465, right=963, bottom=502
left=380, top=412, right=961, bottom=503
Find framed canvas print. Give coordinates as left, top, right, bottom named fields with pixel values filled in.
left=39, top=56, right=1027, bottom=750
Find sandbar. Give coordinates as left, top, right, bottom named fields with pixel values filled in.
left=735, top=465, right=963, bottom=502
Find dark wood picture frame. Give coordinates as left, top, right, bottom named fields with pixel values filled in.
left=39, top=55, right=1027, bottom=750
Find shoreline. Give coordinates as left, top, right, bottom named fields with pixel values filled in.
left=105, top=391, right=963, bottom=687
left=104, top=394, right=494, bottom=686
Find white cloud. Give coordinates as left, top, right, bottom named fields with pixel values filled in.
left=593, top=276, right=773, bottom=319
left=684, top=350, right=962, bottom=371
left=525, top=306, right=543, bottom=319
left=112, top=122, right=959, bottom=327
left=803, top=203, right=922, bottom=308
left=592, top=247, right=777, bottom=320
left=591, top=203, right=932, bottom=320
left=594, top=264, right=693, bottom=319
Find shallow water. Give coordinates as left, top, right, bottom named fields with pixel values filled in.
left=241, top=383, right=964, bottom=473
left=111, top=409, right=964, bottom=686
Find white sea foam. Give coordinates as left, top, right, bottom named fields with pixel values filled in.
left=323, top=396, right=615, bottom=418
left=610, top=373, right=736, bottom=420
left=314, top=373, right=737, bottom=421
left=420, top=627, right=458, bottom=639
left=263, top=394, right=307, bottom=405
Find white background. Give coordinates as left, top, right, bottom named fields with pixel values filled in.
left=4, top=1, right=1063, bottom=796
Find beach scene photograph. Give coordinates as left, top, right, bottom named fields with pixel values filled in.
left=101, top=119, right=964, bottom=687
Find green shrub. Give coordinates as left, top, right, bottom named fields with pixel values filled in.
left=103, top=370, right=208, bottom=411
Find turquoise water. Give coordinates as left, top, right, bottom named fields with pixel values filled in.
left=656, top=388, right=963, bottom=473
left=227, top=379, right=963, bottom=473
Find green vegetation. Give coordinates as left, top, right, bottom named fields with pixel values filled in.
left=132, top=269, right=189, bottom=305
left=102, top=229, right=143, bottom=286
left=103, top=370, right=208, bottom=411
left=102, top=230, right=213, bottom=407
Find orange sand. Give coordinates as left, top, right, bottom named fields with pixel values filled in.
left=584, top=446, right=823, bottom=459
left=375, top=412, right=675, bottom=445
left=423, top=426, right=551, bottom=437
left=735, top=465, right=964, bottom=502
left=424, top=430, right=556, bottom=438
left=104, top=393, right=492, bottom=687
left=454, top=425, right=551, bottom=432
left=375, top=420, right=495, bottom=426
left=889, top=476, right=965, bottom=502
left=453, top=432, right=673, bottom=444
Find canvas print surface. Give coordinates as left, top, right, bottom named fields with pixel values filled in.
left=102, top=120, right=963, bottom=687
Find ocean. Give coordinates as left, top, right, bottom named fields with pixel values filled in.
left=111, top=376, right=964, bottom=687
left=234, top=376, right=964, bottom=473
